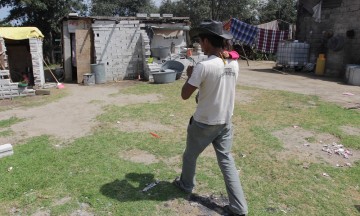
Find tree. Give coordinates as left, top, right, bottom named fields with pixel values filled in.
left=258, top=0, right=297, bottom=27
left=91, top=0, right=158, bottom=16
left=158, top=0, right=260, bottom=27
left=0, top=0, right=88, bottom=63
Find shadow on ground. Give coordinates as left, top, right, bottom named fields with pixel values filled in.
left=188, top=193, right=228, bottom=215
left=355, top=205, right=360, bottom=213
left=100, top=173, right=185, bottom=201
left=100, top=173, right=230, bottom=215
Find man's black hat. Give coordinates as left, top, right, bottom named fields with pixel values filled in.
left=189, top=20, right=233, bottom=40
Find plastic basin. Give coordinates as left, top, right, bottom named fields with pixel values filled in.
left=161, top=60, right=185, bottom=80
left=152, top=70, right=176, bottom=84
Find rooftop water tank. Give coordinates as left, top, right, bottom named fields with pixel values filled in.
left=276, top=41, right=309, bottom=67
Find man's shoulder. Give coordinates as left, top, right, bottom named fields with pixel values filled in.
left=199, top=57, right=222, bottom=66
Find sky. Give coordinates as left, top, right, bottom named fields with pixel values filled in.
left=0, top=0, right=165, bottom=20
left=154, top=0, right=162, bottom=7
left=0, top=6, right=10, bottom=20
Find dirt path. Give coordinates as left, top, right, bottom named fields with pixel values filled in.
left=1, top=61, right=359, bottom=144
left=0, top=82, right=161, bottom=144
left=238, top=61, right=360, bottom=109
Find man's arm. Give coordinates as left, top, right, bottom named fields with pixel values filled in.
left=181, top=65, right=198, bottom=100
left=181, top=81, right=197, bottom=100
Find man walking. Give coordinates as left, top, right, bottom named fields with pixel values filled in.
left=173, top=20, right=248, bottom=216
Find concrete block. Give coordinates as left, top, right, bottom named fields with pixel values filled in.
left=35, top=89, right=51, bottom=95
left=0, top=70, right=10, bottom=76
left=150, top=13, right=160, bottom=18
left=136, top=13, right=147, bottom=18
left=162, top=14, right=173, bottom=18
left=128, top=20, right=139, bottom=24
left=0, top=79, right=10, bottom=85
left=0, top=150, right=13, bottom=158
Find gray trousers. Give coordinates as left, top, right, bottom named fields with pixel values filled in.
left=180, top=117, right=248, bottom=215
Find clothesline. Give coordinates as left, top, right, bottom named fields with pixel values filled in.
left=228, top=18, right=290, bottom=54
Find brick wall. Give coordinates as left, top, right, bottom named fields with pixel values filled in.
left=92, top=20, right=143, bottom=81
left=29, top=38, right=45, bottom=87
left=297, top=0, right=360, bottom=77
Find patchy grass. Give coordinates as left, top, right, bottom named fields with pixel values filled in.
left=0, top=117, right=22, bottom=138
left=0, top=117, right=22, bottom=128
left=0, top=88, right=69, bottom=112
left=0, top=81, right=359, bottom=215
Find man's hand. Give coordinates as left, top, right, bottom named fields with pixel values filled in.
left=222, top=51, right=229, bottom=58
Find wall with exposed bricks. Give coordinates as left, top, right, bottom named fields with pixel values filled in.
left=297, top=0, right=360, bottom=77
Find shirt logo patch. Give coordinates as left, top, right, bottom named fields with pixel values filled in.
left=221, top=68, right=236, bottom=77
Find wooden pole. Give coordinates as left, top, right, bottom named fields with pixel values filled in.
left=240, top=44, right=250, bottom=66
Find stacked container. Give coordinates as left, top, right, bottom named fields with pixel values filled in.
left=276, top=41, right=310, bottom=68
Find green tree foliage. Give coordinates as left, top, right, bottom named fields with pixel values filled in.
left=0, top=0, right=87, bottom=63
left=91, top=0, right=158, bottom=16
left=258, top=0, right=297, bottom=25
left=159, top=0, right=260, bottom=27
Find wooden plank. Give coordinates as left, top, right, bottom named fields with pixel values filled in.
left=0, top=41, right=5, bottom=69
left=76, top=29, right=92, bottom=83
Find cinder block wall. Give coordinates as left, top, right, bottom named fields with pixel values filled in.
left=297, top=0, right=360, bottom=77
left=92, top=20, right=143, bottom=81
left=29, top=38, right=45, bottom=87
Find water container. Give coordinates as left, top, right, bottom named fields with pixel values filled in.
left=347, top=66, right=360, bottom=86
left=315, top=54, right=326, bottom=76
left=91, top=63, right=106, bottom=84
left=83, top=73, right=95, bottom=86
left=345, top=64, right=359, bottom=82
left=161, top=60, right=185, bottom=80
left=152, top=70, right=177, bottom=84
left=276, top=41, right=309, bottom=67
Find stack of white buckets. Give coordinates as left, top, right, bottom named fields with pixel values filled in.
left=345, top=64, right=360, bottom=86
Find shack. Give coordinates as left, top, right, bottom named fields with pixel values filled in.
left=0, top=27, right=45, bottom=87
left=61, top=14, right=190, bottom=83
left=297, top=0, right=360, bottom=77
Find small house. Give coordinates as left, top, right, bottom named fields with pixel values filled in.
left=0, top=27, right=44, bottom=99
left=61, top=14, right=190, bottom=83
left=0, top=27, right=45, bottom=87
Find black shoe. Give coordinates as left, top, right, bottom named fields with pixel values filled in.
left=223, top=205, right=246, bottom=216
left=172, top=177, right=192, bottom=193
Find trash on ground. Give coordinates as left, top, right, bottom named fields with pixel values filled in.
left=150, top=132, right=160, bottom=138
left=142, top=180, right=160, bottom=192
left=7, top=166, right=13, bottom=172
left=321, top=142, right=352, bottom=159
left=342, top=92, right=355, bottom=96
left=322, top=172, right=330, bottom=177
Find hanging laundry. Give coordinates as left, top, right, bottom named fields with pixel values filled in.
left=256, top=20, right=279, bottom=31
left=256, top=29, right=289, bottom=53
left=312, top=1, right=322, bottom=23
left=230, top=18, right=259, bottom=46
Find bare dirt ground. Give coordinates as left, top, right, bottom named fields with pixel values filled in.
left=239, top=61, right=360, bottom=109
left=1, top=60, right=360, bottom=215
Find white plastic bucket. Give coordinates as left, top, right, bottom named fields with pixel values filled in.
left=83, top=73, right=95, bottom=86
left=348, top=66, right=360, bottom=86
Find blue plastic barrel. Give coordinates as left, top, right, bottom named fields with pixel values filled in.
left=91, top=63, right=106, bottom=84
